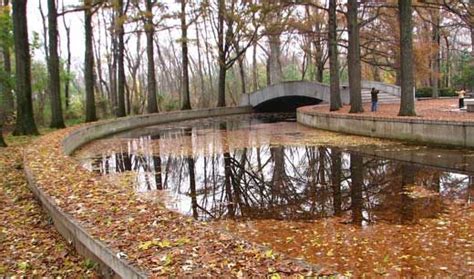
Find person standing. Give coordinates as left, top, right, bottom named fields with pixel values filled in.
left=371, top=87, right=379, bottom=112
left=458, top=90, right=465, bottom=109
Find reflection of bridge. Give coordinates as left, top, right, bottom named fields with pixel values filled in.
left=239, top=80, right=401, bottom=112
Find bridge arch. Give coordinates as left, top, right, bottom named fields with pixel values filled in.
left=240, top=81, right=349, bottom=112
left=239, top=80, right=400, bottom=112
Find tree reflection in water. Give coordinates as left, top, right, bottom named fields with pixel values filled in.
left=81, top=116, right=472, bottom=224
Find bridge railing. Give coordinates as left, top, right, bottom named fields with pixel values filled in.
left=361, top=80, right=401, bottom=97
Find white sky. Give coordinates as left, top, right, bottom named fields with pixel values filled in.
left=28, top=0, right=84, bottom=64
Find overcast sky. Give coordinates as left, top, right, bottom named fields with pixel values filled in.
left=28, top=0, right=84, bottom=65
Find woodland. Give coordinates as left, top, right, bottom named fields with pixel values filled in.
left=0, top=1, right=473, bottom=276
left=0, top=0, right=472, bottom=146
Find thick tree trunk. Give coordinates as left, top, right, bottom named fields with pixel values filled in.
left=181, top=0, right=191, bottom=110
left=145, top=0, right=158, bottom=113
left=1, top=0, right=13, bottom=118
left=47, top=0, right=65, bottom=128
left=268, top=34, right=283, bottom=85
left=398, top=0, right=416, bottom=116
left=347, top=0, right=363, bottom=113
left=328, top=0, right=342, bottom=111
left=116, top=0, right=126, bottom=117
left=84, top=1, right=97, bottom=122
left=12, top=0, right=38, bottom=136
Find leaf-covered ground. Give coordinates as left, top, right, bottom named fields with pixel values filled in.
left=0, top=135, right=98, bottom=277
left=304, top=98, right=474, bottom=122
left=23, top=127, right=317, bottom=277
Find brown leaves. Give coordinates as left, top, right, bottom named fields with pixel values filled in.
left=0, top=140, right=98, bottom=276
left=22, top=126, right=313, bottom=277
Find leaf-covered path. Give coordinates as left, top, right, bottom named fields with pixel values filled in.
left=0, top=136, right=98, bottom=277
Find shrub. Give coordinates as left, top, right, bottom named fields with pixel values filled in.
left=415, top=87, right=457, bottom=98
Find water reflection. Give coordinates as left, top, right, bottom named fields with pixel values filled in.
left=78, top=115, right=473, bottom=223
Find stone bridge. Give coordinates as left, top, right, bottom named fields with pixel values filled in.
left=239, top=80, right=401, bottom=112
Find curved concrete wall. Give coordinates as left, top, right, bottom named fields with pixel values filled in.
left=26, top=107, right=253, bottom=278
left=63, top=106, right=252, bottom=155
left=297, top=108, right=474, bottom=148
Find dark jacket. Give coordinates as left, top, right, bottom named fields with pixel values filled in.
left=371, top=89, right=379, bottom=102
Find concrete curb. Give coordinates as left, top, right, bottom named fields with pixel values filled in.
left=297, top=108, right=474, bottom=148
left=24, top=107, right=253, bottom=278
left=23, top=166, right=148, bottom=278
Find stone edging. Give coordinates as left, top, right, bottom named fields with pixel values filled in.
left=24, top=107, right=253, bottom=278
left=297, top=107, right=474, bottom=148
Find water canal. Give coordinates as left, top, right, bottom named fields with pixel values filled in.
left=74, top=113, right=473, bottom=276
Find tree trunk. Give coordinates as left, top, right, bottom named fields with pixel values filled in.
left=444, top=36, right=450, bottom=88
left=84, top=1, right=97, bottom=122
left=471, top=18, right=474, bottom=93
left=431, top=7, right=440, bottom=98
left=268, top=34, right=283, bottom=85
left=398, top=0, right=416, bottom=116
left=0, top=123, right=5, bottom=147
left=314, top=18, right=324, bottom=83
left=181, top=0, right=191, bottom=110
left=116, top=0, right=126, bottom=117
left=330, top=148, right=341, bottom=216
left=216, top=0, right=226, bottom=107
left=329, top=0, right=341, bottom=111
left=195, top=20, right=206, bottom=107
left=62, top=6, right=71, bottom=110
left=252, top=42, right=258, bottom=91
left=235, top=44, right=246, bottom=94
left=347, top=0, right=363, bottom=113
left=1, top=0, right=13, bottom=118
left=350, top=152, right=363, bottom=226
left=12, top=0, right=38, bottom=135
left=47, top=0, right=65, bottom=128
left=217, top=63, right=226, bottom=107
left=145, top=0, right=158, bottom=113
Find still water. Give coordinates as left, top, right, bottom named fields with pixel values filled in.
left=75, top=113, right=473, bottom=225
